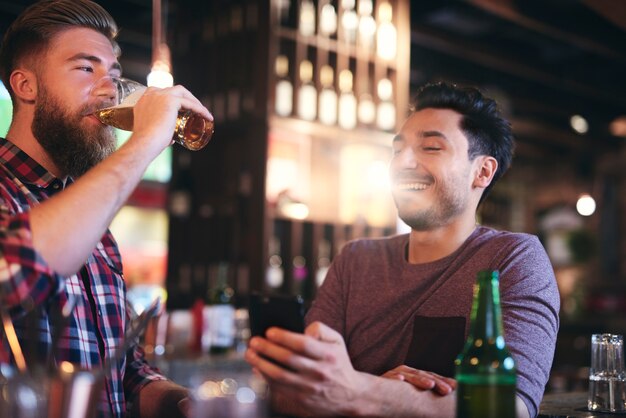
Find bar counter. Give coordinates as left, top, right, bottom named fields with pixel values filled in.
left=539, top=391, right=626, bottom=418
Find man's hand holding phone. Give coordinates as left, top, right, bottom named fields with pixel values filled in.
left=248, top=293, right=306, bottom=338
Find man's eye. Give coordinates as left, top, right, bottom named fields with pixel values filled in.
left=77, top=66, right=94, bottom=73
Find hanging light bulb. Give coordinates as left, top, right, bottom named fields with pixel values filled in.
left=148, top=43, right=174, bottom=88
left=148, top=0, right=174, bottom=87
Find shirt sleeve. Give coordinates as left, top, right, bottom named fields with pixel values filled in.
left=0, top=189, right=64, bottom=312
left=496, top=234, right=560, bottom=418
left=305, top=243, right=350, bottom=336
left=123, top=300, right=167, bottom=410
left=123, top=343, right=167, bottom=407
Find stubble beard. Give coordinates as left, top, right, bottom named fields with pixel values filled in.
left=32, top=85, right=117, bottom=178
left=394, top=177, right=470, bottom=231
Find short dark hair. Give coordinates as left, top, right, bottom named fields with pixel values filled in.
left=411, top=82, right=514, bottom=203
left=0, top=0, right=119, bottom=101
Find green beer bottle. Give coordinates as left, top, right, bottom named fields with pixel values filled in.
left=455, top=270, right=516, bottom=418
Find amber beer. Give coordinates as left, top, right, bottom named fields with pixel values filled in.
left=95, top=105, right=214, bottom=151
left=455, top=270, right=516, bottom=418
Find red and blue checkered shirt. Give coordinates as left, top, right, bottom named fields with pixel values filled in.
left=0, top=137, right=165, bottom=417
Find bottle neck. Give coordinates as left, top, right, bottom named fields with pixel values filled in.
left=467, top=271, right=504, bottom=342
left=215, top=262, right=229, bottom=288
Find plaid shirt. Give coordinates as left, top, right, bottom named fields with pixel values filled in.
left=0, top=138, right=165, bottom=417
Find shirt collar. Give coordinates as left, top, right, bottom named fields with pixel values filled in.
left=0, top=137, right=69, bottom=190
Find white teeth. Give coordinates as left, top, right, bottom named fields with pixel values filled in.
left=396, top=183, right=428, bottom=190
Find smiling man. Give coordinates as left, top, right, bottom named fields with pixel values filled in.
left=246, top=83, right=560, bottom=418
left=0, top=1, right=211, bottom=417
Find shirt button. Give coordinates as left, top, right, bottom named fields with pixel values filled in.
left=98, top=310, right=102, bottom=316
left=53, top=183, right=60, bottom=189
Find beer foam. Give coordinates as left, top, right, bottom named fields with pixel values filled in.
left=121, top=89, right=145, bottom=106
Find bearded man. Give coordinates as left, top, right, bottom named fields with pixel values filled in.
left=246, top=83, right=560, bottom=418
left=0, top=1, right=212, bottom=417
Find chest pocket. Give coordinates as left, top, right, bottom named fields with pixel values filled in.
left=403, top=315, right=466, bottom=378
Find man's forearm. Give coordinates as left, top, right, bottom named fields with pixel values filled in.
left=30, top=137, right=158, bottom=276
left=270, top=372, right=455, bottom=418
left=354, top=374, right=530, bottom=418
left=354, top=372, right=455, bottom=418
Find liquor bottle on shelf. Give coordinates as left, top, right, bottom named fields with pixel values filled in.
left=292, top=255, right=308, bottom=295
left=455, top=270, right=516, bottom=418
left=266, top=236, right=285, bottom=289
left=315, top=239, right=331, bottom=287
left=340, top=0, right=358, bottom=43
left=299, top=0, right=316, bottom=37
left=275, top=55, right=293, bottom=117
left=204, top=262, right=235, bottom=354
left=277, top=0, right=295, bottom=28
left=376, top=77, right=396, bottom=131
left=297, top=60, right=317, bottom=121
left=319, top=0, right=338, bottom=37
left=376, top=1, right=397, bottom=60
left=169, top=152, right=193, bottom=218
left=318, top=65, right=338, bottom=125
left=338, top=69, right=357, bottom=129
left=357, top=93, right=376, bottom=125
left=357, top=0, right=376, bottom=51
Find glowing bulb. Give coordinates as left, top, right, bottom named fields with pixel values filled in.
left=576, top=193, right=596, bottom=216
left=570, top=115, right=588, bottom=134
left=147, top=67, right=174, bottom=88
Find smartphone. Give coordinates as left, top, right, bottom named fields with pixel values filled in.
left=249, top=293, right=306, bottom=337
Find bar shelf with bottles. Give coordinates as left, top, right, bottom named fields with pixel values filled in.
left=271, top=0, right=409, bottom=134
left=265, top=214, right=396, bottom=301
left=264, top=0, right=409, bottom=297
left=166, top=0, right=409, bottom=308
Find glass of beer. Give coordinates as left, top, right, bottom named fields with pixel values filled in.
left=93, top=77, right=214, bottom=151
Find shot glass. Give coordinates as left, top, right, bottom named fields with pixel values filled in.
left=588, top=333, right=626, bottom=412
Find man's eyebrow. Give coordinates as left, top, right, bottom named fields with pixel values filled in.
left=419, top=130, right=449, bottom=141
left=67, top=53, right=122, bottom=73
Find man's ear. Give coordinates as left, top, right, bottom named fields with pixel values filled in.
left=473, top=156, right=498, bottom=188
left=9, top=69, right=37, bottom=104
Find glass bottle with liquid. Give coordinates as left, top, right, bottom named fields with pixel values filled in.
left=299, top=0, right=316, bottom=36
left=319, top=1, right=338, bottom=37
left=297, top=60, right=317, bottom=121
left=204, top=262, right=235, bottom=354
left=455, top=270, right=516, bottom=418
left=376, top=78, right=396, bottom=131
left=318, top=65, right=338, bottom=125
left=275, top=55, right=293, bottom=117
left=376, top=2, right=397, bottom=60
left=338, top=69, right=357, bottom=129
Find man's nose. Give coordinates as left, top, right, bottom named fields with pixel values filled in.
left=90, top=77, right=119, bottom=102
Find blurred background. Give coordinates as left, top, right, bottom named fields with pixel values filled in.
left=1, top=0, right=625, bottom=392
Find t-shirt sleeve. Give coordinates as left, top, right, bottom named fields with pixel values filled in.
left=496, top=235, right=560, bottom=418
left=304, top=245, right=349, bottom=336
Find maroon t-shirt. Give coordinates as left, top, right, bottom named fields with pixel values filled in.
left=306, top=226, right=560, bottom=418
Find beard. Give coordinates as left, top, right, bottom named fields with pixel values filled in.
left=393, top=172, right=471, bottom=231
left=32, top=85, right=117, bottom=178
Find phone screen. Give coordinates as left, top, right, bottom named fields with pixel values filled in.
left=249, top=293, right=306, bottom=337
